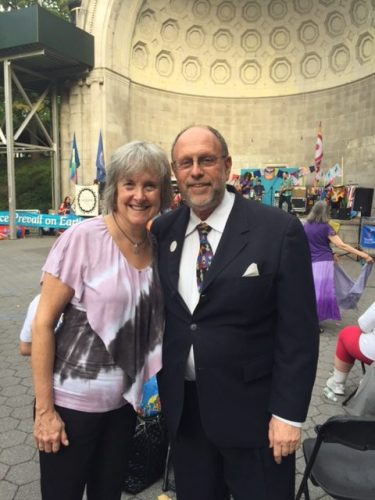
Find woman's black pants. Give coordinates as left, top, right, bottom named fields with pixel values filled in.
left=39, top=404, right=137, bottom=500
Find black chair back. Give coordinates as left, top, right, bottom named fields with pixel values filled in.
left=317, top=415, right=375, bottom=450
left=295, top=415, right=375, bottom=500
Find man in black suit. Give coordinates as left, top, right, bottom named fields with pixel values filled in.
left=152, top=126, right=319, bottom=500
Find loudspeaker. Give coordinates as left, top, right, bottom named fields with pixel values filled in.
left=353, top=188, right=374, bottom=216
left=292, top=187, right=306, bottom=198
left=291, top=197, right=307, bottom=212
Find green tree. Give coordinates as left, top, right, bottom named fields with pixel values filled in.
left=0, top=1, right=71, bottom=19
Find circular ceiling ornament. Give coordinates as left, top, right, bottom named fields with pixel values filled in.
left=182, top=57, right=202, bottom=81
left=138, top=9, right=156, bottom=38
left=155, top=51, right=174, bottom=77
left=268, top=0, right=288, bottom=20
left=293, top=0, right=313, bottom=15
left=301, top=52, right=322, bottom=78
left=270, top=27, right=291, bottom=50
left=270, top=57, right=292, bottom=82
left=241, top=29, right=262, bottom=52
left=217, top=1, right=236, bottom=23
left=132, top=42, right=149, bottom=69
left=186, top=25, right=206, bottom=49
left=240, top=60, right=261, bottom=84
left=170, top=0, right=187, bottom=14
left=192, top=0, right=211, bottom=18
left=330, top=44, right=350, bottom=72
left=298, top=20, right=319, bottom=45
left=242, top=1, right=262, bottom=22
left=213, top=29, right=233, bottom=52
left=325, top=11, right=347, bottom=37
left=350, top=0, right=370, bottom=27
left=161, top=19, right=179, bottom=43
left=356, top=32, right=373, bottom=64
left=210, top=60, right=231, bottom=84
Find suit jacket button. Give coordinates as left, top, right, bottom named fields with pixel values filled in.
left=190, top=323, right=197, bottom=331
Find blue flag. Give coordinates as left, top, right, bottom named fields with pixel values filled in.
left=69, top=133, right=80, bottom=183
left=95, top=131, right=106, bottom=182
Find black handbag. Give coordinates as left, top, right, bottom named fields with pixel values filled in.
left=123, top=413, right=169, bottom=494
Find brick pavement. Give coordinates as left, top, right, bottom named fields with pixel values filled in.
left=0, top=235, right=373, bottom=500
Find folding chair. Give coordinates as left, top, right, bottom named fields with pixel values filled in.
left=295, top=415, right=375, bottom=500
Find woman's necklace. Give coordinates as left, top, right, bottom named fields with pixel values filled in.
left=112, top=213, right=148, bottom=255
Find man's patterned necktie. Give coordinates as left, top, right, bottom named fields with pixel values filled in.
left=196, top=223, right=214, bottom=292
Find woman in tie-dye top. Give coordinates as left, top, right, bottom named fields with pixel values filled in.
left=32, top=141, right=172, bottom=500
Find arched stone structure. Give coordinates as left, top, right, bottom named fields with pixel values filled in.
left=60, top=0, right=375, bottom=200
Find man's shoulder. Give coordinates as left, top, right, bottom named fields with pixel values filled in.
left=238, top=195, right=300, bottom=227
left=152, top=206, right=186, bottom=234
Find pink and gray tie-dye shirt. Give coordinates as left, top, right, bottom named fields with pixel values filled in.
left=42, top=216, right=164, bottom=413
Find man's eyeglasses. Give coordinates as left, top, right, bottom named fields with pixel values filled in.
left=172, top=155, right=227, bottom=171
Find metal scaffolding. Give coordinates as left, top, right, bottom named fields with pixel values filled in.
left=0, top=5, right=93, bottom=239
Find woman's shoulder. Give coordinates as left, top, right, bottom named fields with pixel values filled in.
left=52, top=216, right=106, bottom=248
left=67, top=215, right=105, bottom=234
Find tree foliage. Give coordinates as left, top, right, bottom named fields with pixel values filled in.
left=0, top=1, right=71, bottom=19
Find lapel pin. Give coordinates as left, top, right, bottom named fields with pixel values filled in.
left=170, top=241, right=177, bottom=252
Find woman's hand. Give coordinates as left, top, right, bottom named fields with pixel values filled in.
left=34, top=408, right=69, bottom=453
left=364, top=254, right=374, bottom=264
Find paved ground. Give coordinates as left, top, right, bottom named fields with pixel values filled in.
left=0, top=234, right=373, bottom=500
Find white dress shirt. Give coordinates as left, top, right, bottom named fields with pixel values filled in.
left=179, top=190, right=235, bottom=379
left=177, top=189, right=301, bottom=428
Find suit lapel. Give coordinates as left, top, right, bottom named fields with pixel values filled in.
left=163, top=194, right=256, bottom=298
left=202, top=195, right=252, bottom=292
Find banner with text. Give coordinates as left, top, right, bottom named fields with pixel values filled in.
left=0, top=211, right=85, bottom=230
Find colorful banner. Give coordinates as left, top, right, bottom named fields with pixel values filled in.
left=96, top=131, right=106, bottom=182
left=70, top=133, right=81, bottom=183
left=0, top=211, right=85, bottom=230
left=240, top=167, right=299, bottom=206
left=314, top=125, right=323, bottom=173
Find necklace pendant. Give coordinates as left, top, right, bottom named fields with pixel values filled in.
left=133, top=244, right=140, bottom=255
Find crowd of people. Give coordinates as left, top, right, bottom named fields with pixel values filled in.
left=20, top=125, right=373, bottom=500
left=232, top=171, right=265, bottom=201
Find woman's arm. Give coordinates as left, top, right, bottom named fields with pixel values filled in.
left=32, top=273, right=74, bottom=453
left=329, top=233, right=374, bottom=263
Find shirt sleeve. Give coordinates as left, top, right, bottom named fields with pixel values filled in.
left=41, top=226, right=87, bottom=301
left=19, top=294, right=40, bottom=342
left=272, top=414, right=302, bottom=427
left=326, top=223, right=336, bottom=237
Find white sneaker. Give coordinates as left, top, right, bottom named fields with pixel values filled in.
left=326, top=376, right=345, bottom=395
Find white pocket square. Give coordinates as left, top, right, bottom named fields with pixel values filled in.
left=242, top=263, right=259, bottom=277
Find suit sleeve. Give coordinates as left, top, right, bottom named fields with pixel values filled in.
left=269, top=216, right=319, bottom=422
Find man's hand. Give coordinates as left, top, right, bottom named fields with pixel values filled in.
left=268, top=416, right=301, bottom=464
left=33, top=408, right=69, bottom=453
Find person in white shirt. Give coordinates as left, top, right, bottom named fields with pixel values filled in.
left=19, top=294, right=63, bottom=356
left=326, top=302, right=375, bottom=395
